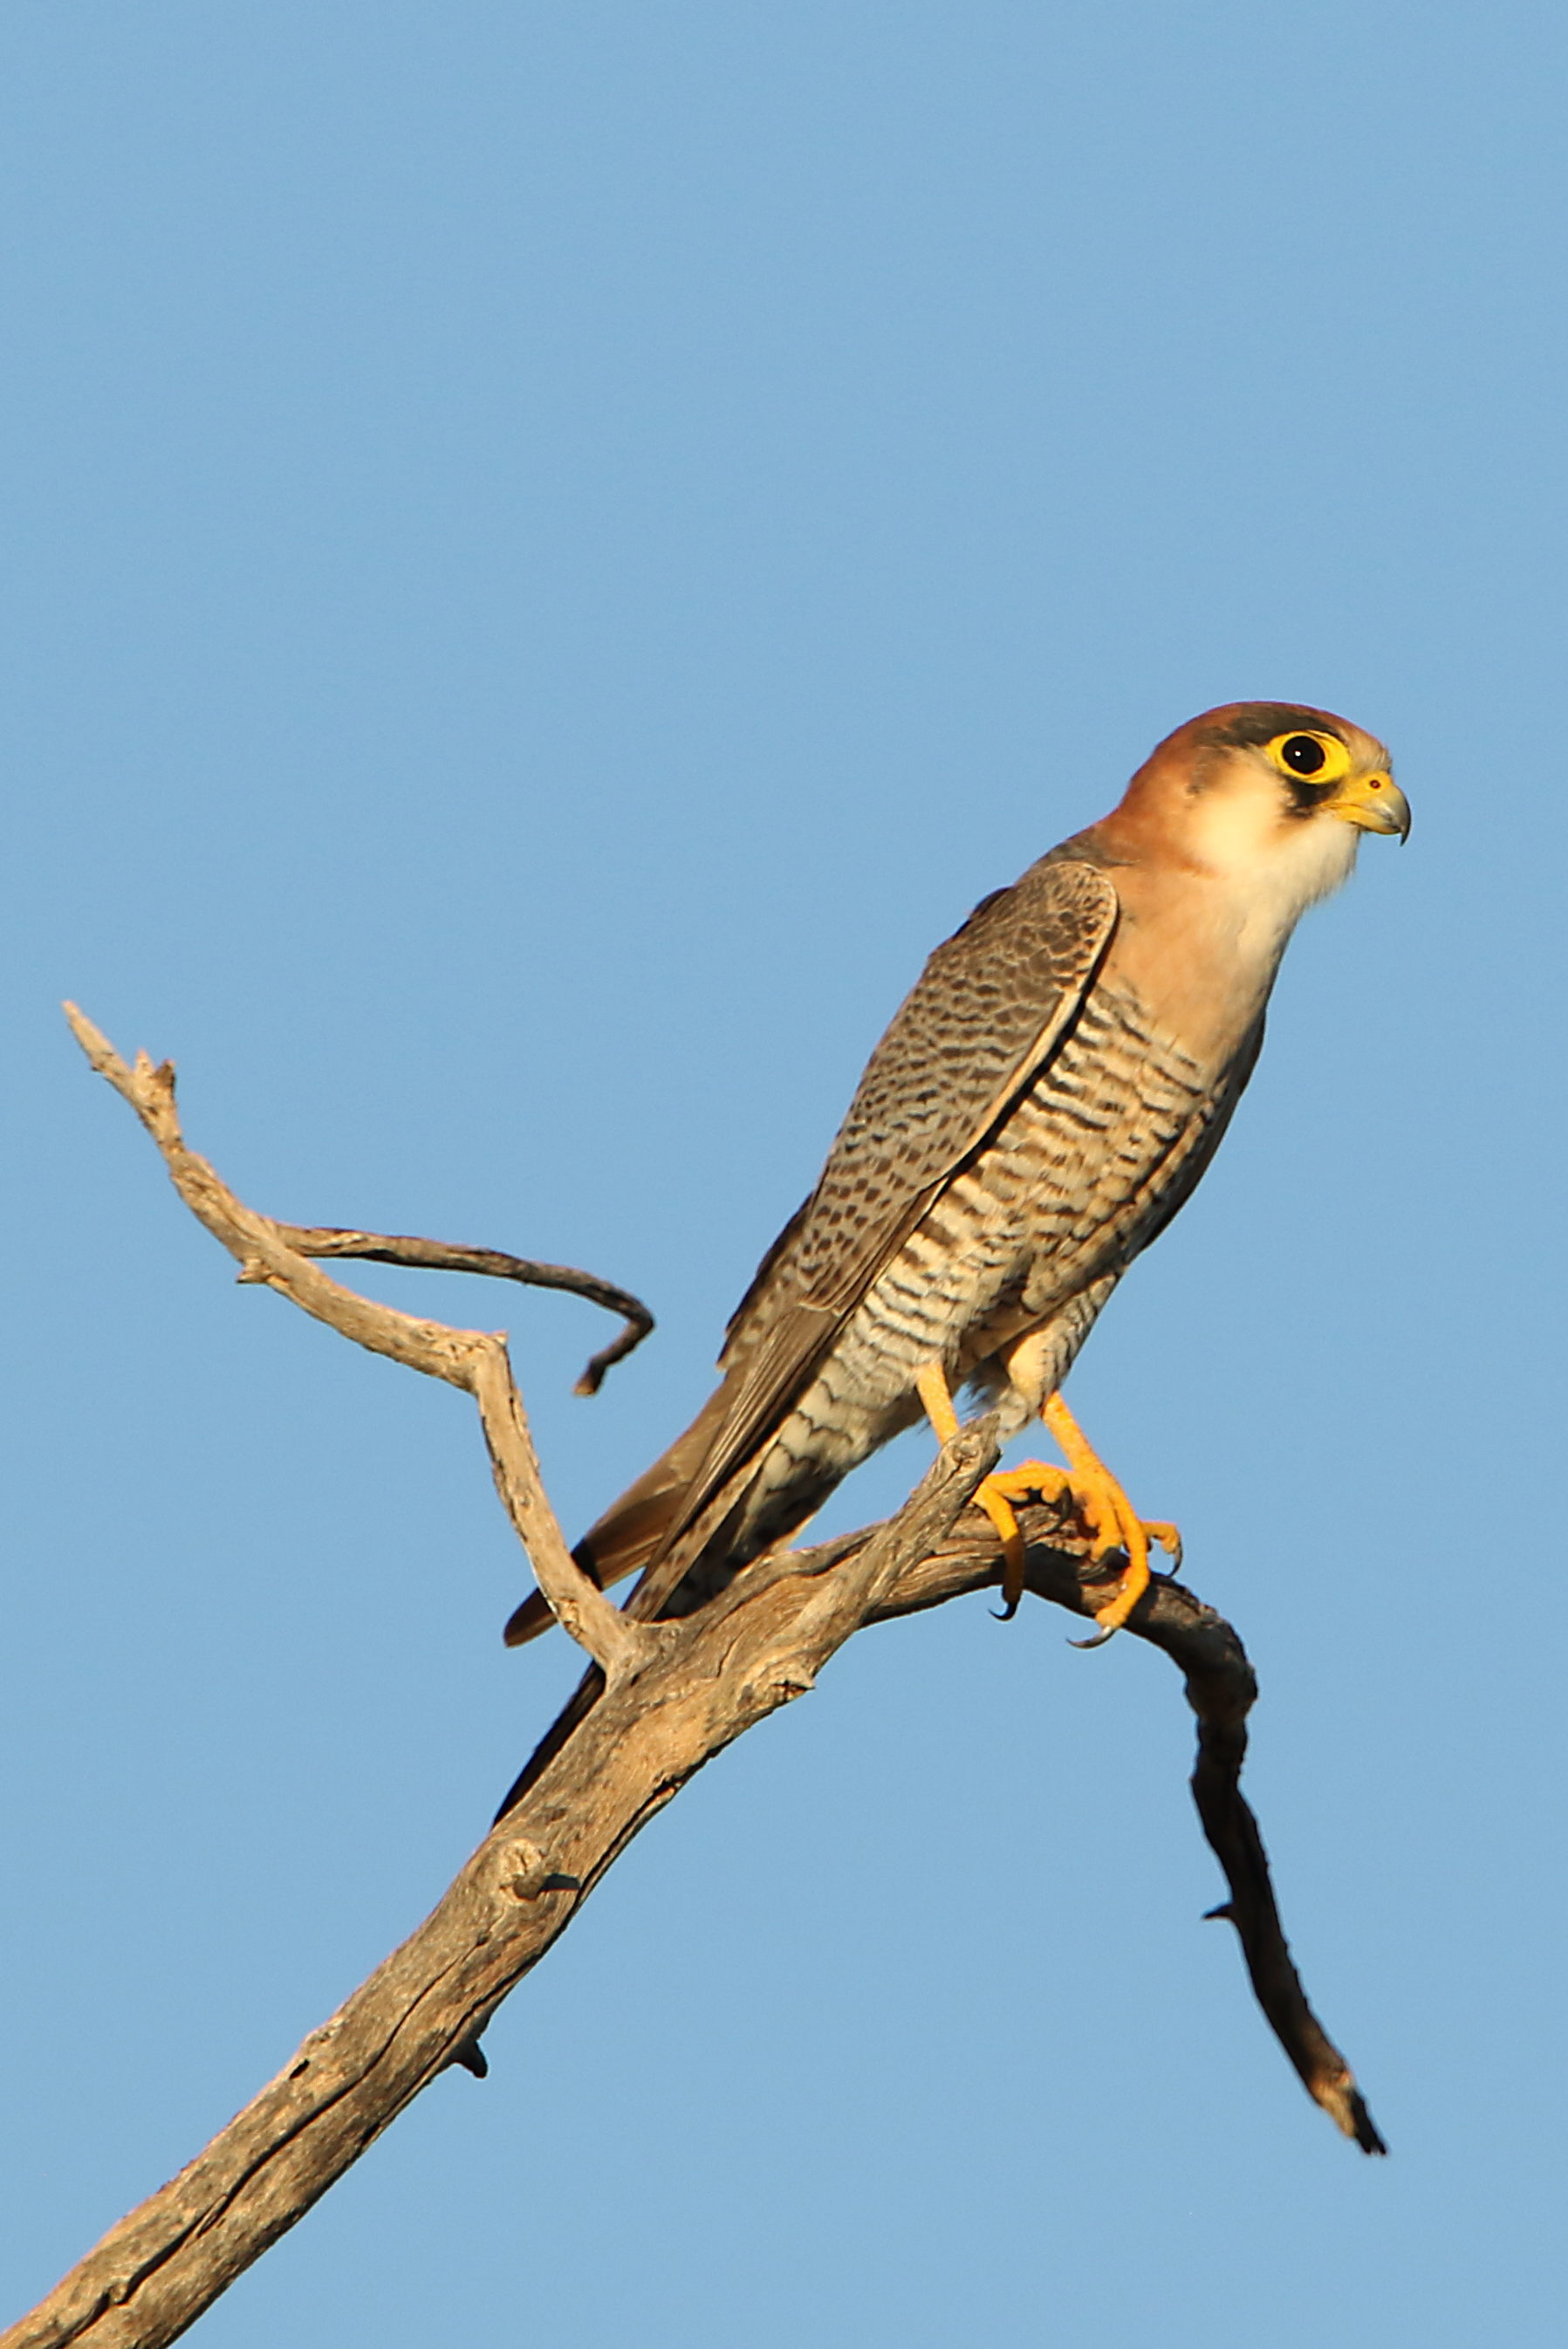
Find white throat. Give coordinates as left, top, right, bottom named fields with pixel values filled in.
left=1186, top=793, right=1361, bottom=969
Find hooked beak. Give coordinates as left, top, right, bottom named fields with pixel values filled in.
left=1323, top=770, right=1411, bottom=842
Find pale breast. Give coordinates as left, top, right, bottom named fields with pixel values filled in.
left=849, top=975, right=1226, bottom=1386
left=730, top=976, right=1247, bottom=1553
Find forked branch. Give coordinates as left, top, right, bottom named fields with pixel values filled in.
left=59, top=1004, right=645, bottom=1678
left=2, top=1014, right=1384, bottom=2349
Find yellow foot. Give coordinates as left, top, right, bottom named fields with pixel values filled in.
left=915, top=1361, right=1034, bottom=1616
left=914, top=1363, right=1178, bottom=1633
left=1040, top=1393, right=1179, bottom=1642
left=976, top=1456, right=1174, bottom=1631
left=975, top=1458, right=1068, bottom=1618
left=972, top=1476, right=1029, bottom=1616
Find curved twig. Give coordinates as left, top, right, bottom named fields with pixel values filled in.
left=273, top=1225, right=653, bottom=1395
left=865, top=1518, right=1387, bottom=2156
left=59, top=1005, right=644, bottom=1679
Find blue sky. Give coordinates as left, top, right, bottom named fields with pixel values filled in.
left=3, top=4, right=1565, bottom=2342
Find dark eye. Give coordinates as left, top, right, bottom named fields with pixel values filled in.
left=1281, top=735, right=1327, bottom=775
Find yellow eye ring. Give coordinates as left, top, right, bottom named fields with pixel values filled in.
left=1264, top=729, right=1352, bottom=786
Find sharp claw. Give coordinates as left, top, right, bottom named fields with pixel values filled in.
left=972, top=1476, right=1029, bottom=1622
left=970, top=1421, right=1175, bottom=1635
left=995, top=1533, right=1026, bottom=1621
left=1143, top=1520, right=1183, bottom=1571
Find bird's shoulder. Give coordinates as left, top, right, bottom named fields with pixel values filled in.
left=722, top=852, right=1118, bottom=1357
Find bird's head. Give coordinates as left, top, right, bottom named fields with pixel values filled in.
left=1105, top=700, right=1409, bottom=928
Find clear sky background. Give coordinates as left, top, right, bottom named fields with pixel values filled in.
left=3, top=4, right=1565, bottom=2342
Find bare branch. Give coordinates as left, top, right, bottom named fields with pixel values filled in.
left=60, top=1004, right=642, bottom=1679
left=864, top=1520, right=1387, bottom=2156
left=272, top=1224, right=653, bottom=1396
left=2, top=1490, right=1382, bottom=2349
left=0, top=1435, right=997, bottom=2349
left=10, top=1012, right=1384, bottom=2349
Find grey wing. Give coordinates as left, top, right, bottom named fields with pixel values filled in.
left=644, top=854, right=1120, bottom=1579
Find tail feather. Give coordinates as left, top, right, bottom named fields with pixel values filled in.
left=494, top=1660, right=605, bottom=1818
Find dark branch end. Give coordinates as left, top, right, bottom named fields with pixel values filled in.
left=275, top=1223, right=655, bottom=1394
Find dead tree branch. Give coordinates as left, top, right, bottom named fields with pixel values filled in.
left=3, top=1012, right=1384, bottom=2349
left=868, top=1525, right=1386, bottom=2154
left=59, top=1004, right=646, bottom=1679
left=270, top=1224, right=652, bottom=1396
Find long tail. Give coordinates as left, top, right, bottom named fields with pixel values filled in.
left=494, top=1659, right=605, bottom=1818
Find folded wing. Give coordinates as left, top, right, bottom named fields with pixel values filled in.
left=504, top=853, right=1119, bottom=1645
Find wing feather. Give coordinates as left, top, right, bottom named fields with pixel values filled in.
left=630, top=854, right=1119, bottom=1596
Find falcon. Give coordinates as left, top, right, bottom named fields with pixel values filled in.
left=505, top=702, right=1408, bottom=1669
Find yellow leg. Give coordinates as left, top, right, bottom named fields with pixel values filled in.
left=914, top=1366, right=1178, bottom=1636
left=915, top=1362, right=1037, bottom=1616
left=1040, top=1392, right=1179, bottom=1640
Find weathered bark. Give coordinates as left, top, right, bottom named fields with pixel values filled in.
left=1, top=1013, right=1384, bottom=2349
